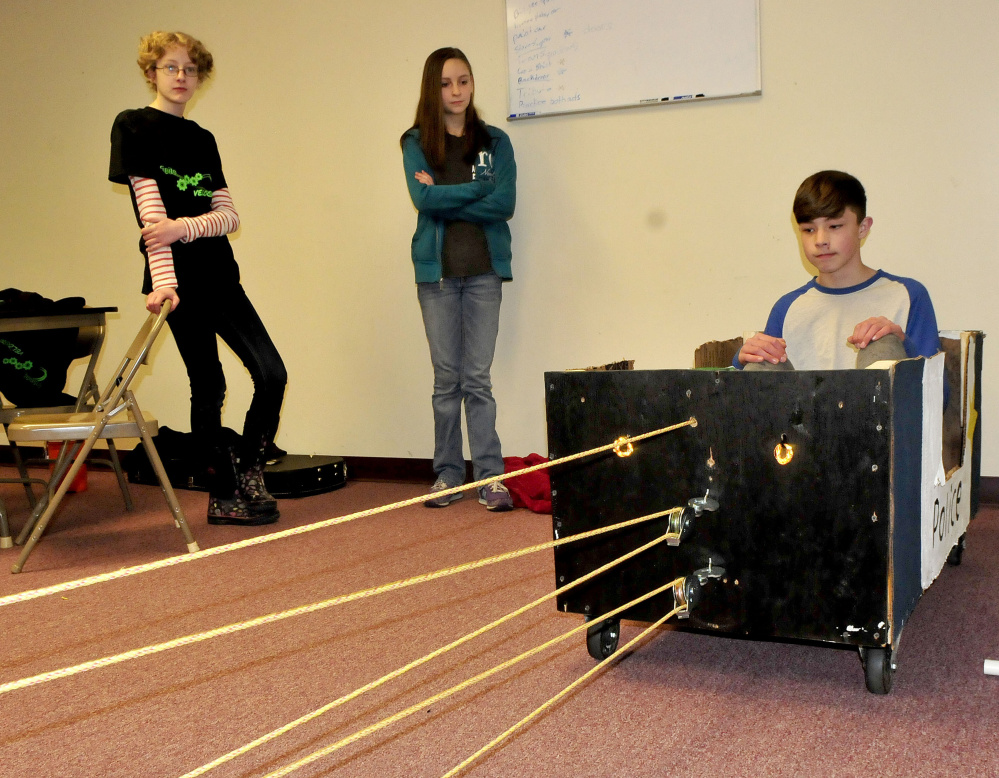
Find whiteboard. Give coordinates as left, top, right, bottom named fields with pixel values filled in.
left=505, top=0, right=761, bottom=119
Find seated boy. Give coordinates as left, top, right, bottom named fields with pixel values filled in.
left=735, top=170, right=941, bottom=371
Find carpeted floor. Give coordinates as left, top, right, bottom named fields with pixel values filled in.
left=0, top=468, right=996, bottom=777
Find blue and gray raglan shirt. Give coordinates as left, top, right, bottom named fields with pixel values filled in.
left=733, top=270, right=941, bottom=370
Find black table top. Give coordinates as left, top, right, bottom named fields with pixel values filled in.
left=0, top=306, right=118, bottom=320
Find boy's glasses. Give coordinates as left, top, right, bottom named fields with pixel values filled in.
left=155, top=65, right=199, bottom=78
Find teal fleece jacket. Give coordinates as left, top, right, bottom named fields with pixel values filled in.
left=401, top=125, right=516, bottom=283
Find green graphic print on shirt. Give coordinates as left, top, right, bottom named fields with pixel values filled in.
left=160, top=165, right=213, bottom=196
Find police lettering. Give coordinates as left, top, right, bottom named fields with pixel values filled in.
left=932, top=480, right=962, bottom=546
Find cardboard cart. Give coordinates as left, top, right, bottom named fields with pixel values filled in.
left=545, top=332, right=982, bottom=693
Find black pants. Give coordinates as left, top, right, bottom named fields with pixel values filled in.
left=166, top=284, right=286, bottom=495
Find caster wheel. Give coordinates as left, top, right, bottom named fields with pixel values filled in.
left=947, top=533, right=967, bottom=566
left=585, top=617, right=620, bottom=661
left=860, top=646, right=894, bottom=694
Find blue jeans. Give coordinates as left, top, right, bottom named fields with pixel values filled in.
left=417, top=272, right=504, bottom=484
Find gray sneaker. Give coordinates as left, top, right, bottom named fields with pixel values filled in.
left=424, top=476, right=464, bottom=508
left=478, top=482, right=514, bottom=511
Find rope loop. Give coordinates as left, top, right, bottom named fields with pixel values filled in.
left=612, top=436, right=634, bottom=457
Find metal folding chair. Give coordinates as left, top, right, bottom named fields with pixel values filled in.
left=6, top=302, right=199, bottom=573
left=1, top=313, right=133, bottom=517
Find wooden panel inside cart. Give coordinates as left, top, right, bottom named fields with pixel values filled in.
left=545, top=365, right=924, bottom=650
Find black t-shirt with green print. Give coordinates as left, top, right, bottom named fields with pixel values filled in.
left=110, top=106, right=239, bottom=295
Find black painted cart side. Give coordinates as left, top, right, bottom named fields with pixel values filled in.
left=546, top=336, right=982, bottom=693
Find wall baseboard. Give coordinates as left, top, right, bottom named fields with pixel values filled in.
left=342, top=456, right=448, bottom=484
left=334, top=457, right=481, bottom=485
left=355, top=464, right=999, bottom=501
left=0, top=445, right=466, bottom=486
left=2, top=445, right=996, bottom=502
left=981, top=475, right=999, bottom=506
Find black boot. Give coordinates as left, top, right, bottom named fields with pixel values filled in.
left=233, top=438, right=280, bottom=519
left=207, top=491, right=277, bottom=526
left=205, top=442, right=278, bottom=526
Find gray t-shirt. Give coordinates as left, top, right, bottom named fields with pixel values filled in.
left=439, top=133, right=491, bottom=278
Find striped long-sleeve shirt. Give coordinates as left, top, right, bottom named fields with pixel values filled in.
left=129, top=176, right=240, bottom=291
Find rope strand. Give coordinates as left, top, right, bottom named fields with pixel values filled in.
left=260, top=578, right=686, bottom=778
left=0, top=509, right=681, bottom=697
left=0, top=418, right=696, bottom=609
left=441, top=607, right=681, bottom=777
left=176, top=511, right=681, bottom=777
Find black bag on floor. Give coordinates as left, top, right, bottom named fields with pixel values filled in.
left=124, top=426, right=346, bottom=497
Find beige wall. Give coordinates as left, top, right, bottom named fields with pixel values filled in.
left=1, top=1, right=996, bottom=474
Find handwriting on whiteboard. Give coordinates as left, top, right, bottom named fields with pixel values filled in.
left=511, top=1, right=614, bottom=111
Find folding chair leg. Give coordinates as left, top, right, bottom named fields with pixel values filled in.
left=9, top=441, right=38, bottom=509
left=106, top=440, right=135, bottom=511
left=13, top=439, right=82, bottom=546
left=49, top=439, right=75, bottom=485
left=13, top=456, right=63, bottom=546
left=12, top=436, right=97, bottom=574
left=130, top=400, right=199, bottom=553
left=14, top=491, right=48, bottom=548
left=0, top=497, right=11, bottom=549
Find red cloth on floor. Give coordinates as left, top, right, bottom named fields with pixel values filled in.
left=503, top=454, right=552, bottom=513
